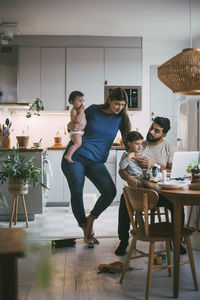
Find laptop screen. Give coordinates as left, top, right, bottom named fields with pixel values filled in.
left=170, top=151, right=200, bottom=179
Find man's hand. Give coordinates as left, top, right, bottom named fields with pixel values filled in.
left=127, top=176, right=143, bottom=188
left=137, top=156, right=153, bottom=169
left=118, top=169, right=142, bottom=188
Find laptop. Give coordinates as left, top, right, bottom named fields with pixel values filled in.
left=170, top=151, right=200, bottom=179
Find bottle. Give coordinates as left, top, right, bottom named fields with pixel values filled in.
left=157, top=164, right=163, bottom=181
left=162, top=170, right=167, bottom=182
left=152, top=163, right=158, bottom=177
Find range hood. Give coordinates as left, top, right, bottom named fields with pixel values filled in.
left=0, top=45, right=29, bottom=107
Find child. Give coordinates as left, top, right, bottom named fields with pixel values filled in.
left=64, top=91, right=87, bottom=163
left=119, top=130, right=144, bottom=188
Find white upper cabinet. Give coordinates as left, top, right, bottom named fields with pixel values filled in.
left=104, top=48, right=142, bottom=86
left=66, top=48, right=104, bottom=108
left=18, top=47, right=40, bottom=103
left=41, top=48, right=66, bottom=110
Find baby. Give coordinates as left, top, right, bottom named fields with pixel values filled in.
left=64, top=91, right=87, bottom=163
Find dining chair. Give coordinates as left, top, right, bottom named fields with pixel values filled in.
left=119, top=185, right=198, bottom=300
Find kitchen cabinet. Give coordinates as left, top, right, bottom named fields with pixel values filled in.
left=18, top=47, right=40, bottom=103
left=104, top=48, right=142, bottom=86
left=41, top=48, right=66, bottom=110
left=66, top=48, right=104, bottom=108
left=46, top=150, right=70, bottom=204
left=46, top=149, right=119, bottom=205
left=18, top=44, right=142, bottom=110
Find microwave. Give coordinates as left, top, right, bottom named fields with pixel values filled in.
left=104, top=85, right=142, bottom=111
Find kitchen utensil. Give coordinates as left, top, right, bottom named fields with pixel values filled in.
left=5, top=118, right=10, bottom=126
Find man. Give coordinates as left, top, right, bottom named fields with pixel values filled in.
left=115, top=117, right=186, bottom=256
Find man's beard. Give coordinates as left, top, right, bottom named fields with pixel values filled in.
left=146, top=133, right=163, bottom=143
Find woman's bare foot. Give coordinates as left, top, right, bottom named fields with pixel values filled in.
left=81, top=226, right=88, bottom=243
left=85, top=215, right=100, bottom=245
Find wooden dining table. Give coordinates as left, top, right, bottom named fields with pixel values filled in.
left=143, top=180, right=200, bottom=298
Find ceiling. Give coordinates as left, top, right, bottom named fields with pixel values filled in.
left=0, top=0, right=200, bottom=45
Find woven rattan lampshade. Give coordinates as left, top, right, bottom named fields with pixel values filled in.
left=158, top=48, right=200, bottom=95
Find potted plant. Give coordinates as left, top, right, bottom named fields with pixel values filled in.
left=17, top=98, right=44, bottom=148
left=0, top=148, right=47, bottom=200
left=186, top=160, right=200, bottom=183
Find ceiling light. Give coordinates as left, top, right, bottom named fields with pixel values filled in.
left=157, top=0, right=200, bottom=95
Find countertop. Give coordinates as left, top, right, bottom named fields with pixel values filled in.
left=0, top=145, right=125, bottom=152
left=0, top=147, right=44, bottom=152
left=46, top=145, right=125, bottom=150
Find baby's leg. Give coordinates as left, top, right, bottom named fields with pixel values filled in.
left=64, top=134, right=82, bottom=163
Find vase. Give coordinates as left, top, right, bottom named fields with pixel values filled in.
left=8, top=178, right=29, bottom=195
left=16, top=136, right=29, bottom=148
left=191, top=170, right=200, bottom=183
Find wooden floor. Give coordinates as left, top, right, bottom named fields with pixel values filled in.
left=18, top=238, right=200, bottom=300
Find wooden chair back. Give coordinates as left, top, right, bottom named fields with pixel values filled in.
left=123, top=185, right=159, bottom=237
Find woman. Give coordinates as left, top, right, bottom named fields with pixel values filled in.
left=61, top=87, right=131, bottom=246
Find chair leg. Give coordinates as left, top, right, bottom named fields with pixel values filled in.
left=185, top=236, right=198, bottom=290
left=187, top=206, right=193, bottom=228
left=20, top=195, right=29, bottom=228
left=166, top=240, right=171, bottom=277
left=156, top=207, right=162, bottom=222
left=120, top=238, right=136, bottom=284
left=146, top=242, right=155, bottom=300
left=164, top=207, right=169, bottom=222
left=9, top=195, right=17, bottom=228
left=14, top=196, right=18, bottom=225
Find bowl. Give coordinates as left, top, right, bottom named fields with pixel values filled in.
left=33, top=142, right=40, bottom=148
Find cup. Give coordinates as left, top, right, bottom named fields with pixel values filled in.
left=142, top=169, right=151, bottom=179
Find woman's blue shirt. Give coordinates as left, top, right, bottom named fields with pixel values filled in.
left=76, top=104, right=125, bottom=163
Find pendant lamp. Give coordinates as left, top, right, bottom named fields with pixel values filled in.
left=157, top=0, right=200, bottom=95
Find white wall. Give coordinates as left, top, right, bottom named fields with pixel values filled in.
left=0, top=110, right=71, bottom=148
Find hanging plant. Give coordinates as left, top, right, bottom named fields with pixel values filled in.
left=26, top=98, right=44, bottom=119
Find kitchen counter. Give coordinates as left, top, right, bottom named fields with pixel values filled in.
left=0, top=147, right=44, bottom=152
left=46, top=145, right=125, bottom=150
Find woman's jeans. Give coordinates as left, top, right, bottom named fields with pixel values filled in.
left=61, top=150, right=116, bottom=227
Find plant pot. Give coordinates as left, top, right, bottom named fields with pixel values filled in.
left=16, top=136, right=29, bottom=148
left=8, top=178, right=29, bottom=195
left=191, top=170, right=200, bottom=183
left=54, top=136, right=62, bottom=145
left=0, top=135, right=11, bottom=149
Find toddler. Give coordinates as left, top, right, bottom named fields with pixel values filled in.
left=119, top=130, right=144, bottom=187
left=64, top=91, right=86, bottom=163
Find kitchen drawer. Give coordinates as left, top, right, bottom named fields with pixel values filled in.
left=106, top=162, right=115, bottom=176
left=107, top=150, right=116, bottom=162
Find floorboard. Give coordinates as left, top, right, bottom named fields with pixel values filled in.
left=17, top=238, right=200, bottom=300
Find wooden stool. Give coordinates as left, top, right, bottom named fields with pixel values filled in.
left=9, top=194, right=29, bottom=228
